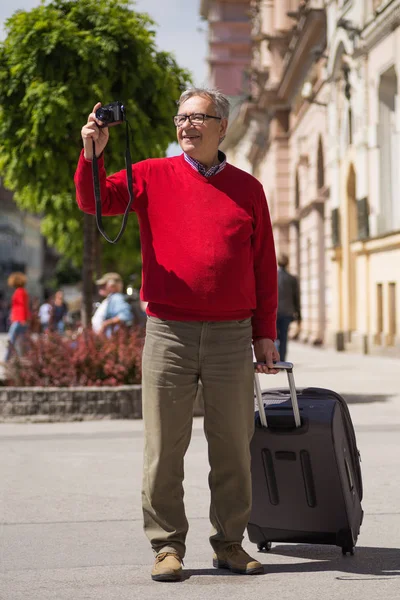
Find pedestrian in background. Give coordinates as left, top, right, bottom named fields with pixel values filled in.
left=29, top=297, right=41, bottom=334
left=75, top=87, right=279, bottom=582
left=0, top=294, right=8, bottom=333
left=38, top=295, right=52, bottom=333
left=51, top=290, right=68, bottom=334
left=276, top=253, right=301, bottom=362
left=91, top=273, right=133, bottom=335
left=4, top=272, right=30, bottom=362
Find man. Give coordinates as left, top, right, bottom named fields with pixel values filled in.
left=91, top=272, right=133, bottom=335
left=51, top=290, right=68, bottom=334
left=75, top=87, right=279, bottom=582
left=276, top=253, right=301, bottom=361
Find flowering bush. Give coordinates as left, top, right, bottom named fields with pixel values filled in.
left=5, top=327, right=144, bottom=387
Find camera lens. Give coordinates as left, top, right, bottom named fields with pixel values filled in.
left=96, top=108, right=109, bottom=121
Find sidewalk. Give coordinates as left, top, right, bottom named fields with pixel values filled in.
left=1, top=341, right=400, bottom=600
left=258, top=341, right=400, bottom=427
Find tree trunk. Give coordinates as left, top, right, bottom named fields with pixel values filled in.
left=94, top=228, right=102, bottom=281
left=82, top=213, right=96, bottom=328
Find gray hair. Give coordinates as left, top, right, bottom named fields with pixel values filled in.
left=177, top=87, right=230, bottom=120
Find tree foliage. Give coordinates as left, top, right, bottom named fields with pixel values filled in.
left=0, top=0, right=191, bottom=278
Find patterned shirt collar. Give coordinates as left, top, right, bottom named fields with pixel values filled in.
left=184, top=151, right=227, bottom=178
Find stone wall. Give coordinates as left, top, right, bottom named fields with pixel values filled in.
left=0, top=385, right=205, bottom=421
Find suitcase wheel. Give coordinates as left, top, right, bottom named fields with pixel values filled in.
left=341, top=546, right=355, bottom=556
left=257, top=541, right=272, bottom=553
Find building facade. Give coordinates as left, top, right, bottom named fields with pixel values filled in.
left=0, top=182, right=44, bottom=304
left=222, top=0, right=331, bottom=347
left=202, top=0, right=400, bottom=356
left=325, top=0, right=400, bottom=355
left=200, top=0, right=252, bottom=95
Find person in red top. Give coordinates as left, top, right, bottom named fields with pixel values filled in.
left=4, top=272, right=30, bottom=362
left=75, top=87, right=279, bottom=581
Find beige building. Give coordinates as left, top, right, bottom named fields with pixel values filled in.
left=325, top=0, right=400, bottom=355
left=222, top=0, right=331, bottom=347
left=202, top=0, right=400, bottom=356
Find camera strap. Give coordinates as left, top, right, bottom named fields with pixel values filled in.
left=91, top=120, right=134, bottom=244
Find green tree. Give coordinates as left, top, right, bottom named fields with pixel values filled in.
left=0, top=0, right=190, bottom=323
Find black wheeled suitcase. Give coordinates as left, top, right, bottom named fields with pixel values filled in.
left=248, top=362, right=363, bottom=555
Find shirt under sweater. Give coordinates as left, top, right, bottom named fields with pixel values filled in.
left=184, top=150, right=227, bottom=177
left=74, top=151, right=277, bottom=340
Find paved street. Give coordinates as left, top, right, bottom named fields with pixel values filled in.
left=0, top=341, right=400, bottom=599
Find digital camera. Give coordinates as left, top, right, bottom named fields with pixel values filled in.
left=95, top=101, right=125, bottom=127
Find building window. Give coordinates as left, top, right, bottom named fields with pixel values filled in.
left=317, top=136, right=325, bottom=191
left=221, top=3, right=248, bottom=22
left=307, top=237, right=312, bottom=337
left=377, top=66, right=399, bottom=234
left=295, top=170, right=300, bottom=210
left=348, top=107, right=353, bottom=146
left=376, top=283, right=383, bottom=344
left=347, top=164, right=358, bottom=242
left=357, top=198, right=370, bottom=240
left=295, top=221, right=300, bottom=278
left=388, top=282, right=397, bottom=345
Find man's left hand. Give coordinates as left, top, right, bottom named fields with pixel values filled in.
left=254, top=338, right=280, bottom=374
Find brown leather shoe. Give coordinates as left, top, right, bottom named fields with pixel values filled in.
left=213, top=543, right=263, bottom=574
left=151, top=552, right=183, bottom=582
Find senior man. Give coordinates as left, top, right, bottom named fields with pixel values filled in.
left=74, top=87, right=279, bottom=581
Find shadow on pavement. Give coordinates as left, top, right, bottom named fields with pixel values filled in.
left=259, top=544, right=400, bottom=579
left=342, top=393, right=395, bottom=404
left=182, top=545, right=400, bottom=580
left=182, top=569, right=241, bottom=580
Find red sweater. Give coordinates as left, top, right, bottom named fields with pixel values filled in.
left=11, top=287, right=30, bottom=323
left=74, top=152, right=277, bottom=340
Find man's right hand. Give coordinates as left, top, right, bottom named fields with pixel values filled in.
left=81, top=102, right=110, bottom=160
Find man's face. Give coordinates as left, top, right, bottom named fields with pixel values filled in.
left=105, top=281, right=119, bottom=295
left=176, top=95, right=228, bottom=162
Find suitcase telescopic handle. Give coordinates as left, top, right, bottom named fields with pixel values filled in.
left=253, top=361, right=301, bottom=428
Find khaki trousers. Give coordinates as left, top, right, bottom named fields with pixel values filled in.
left=141, top=316, right=254, bottom=558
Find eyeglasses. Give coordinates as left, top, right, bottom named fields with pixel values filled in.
left=173, top=113, right=222, bottom=127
